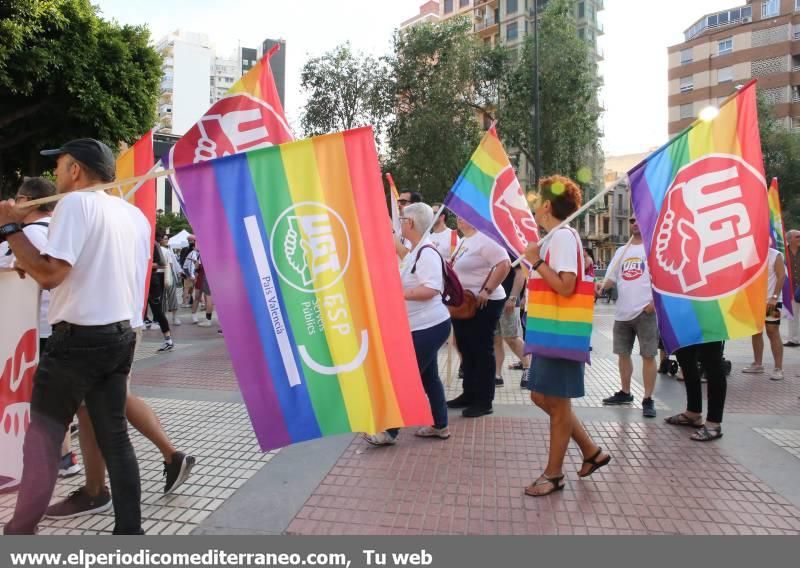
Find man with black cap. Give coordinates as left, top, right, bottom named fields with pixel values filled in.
left=0, top=138, right=143, bottom=535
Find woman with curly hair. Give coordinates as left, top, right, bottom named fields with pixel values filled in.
left=523, top=176, right=610, bottom=496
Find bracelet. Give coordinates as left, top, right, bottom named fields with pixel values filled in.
left=531, top=259, right=545, bottom=271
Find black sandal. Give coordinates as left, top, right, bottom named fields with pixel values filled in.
left=578, top=448, right=611, bottom=478
left=524, top=474, right=565, bottom=497
left=690, top=425, right=723, bottom=442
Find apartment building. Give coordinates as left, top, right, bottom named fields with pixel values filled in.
left=668, top=0, right=800, bottom=135
left=401, top=0, right=442, bottom=30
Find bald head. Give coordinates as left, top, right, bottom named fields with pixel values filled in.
left=789, top=230, right=800, bottom=253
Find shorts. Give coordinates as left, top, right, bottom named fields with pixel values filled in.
left=495, top=306, right=522, bottom=338
left=766, top=302, right=782, bottom=325
left=613, top=311, right=658, bottom=357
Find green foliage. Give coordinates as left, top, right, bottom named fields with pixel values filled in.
left=384, top=17, right=484, bottom=203
left=156, top=212, right=192, bottom=238
left=299, top=43, right=393, bottom=142
left=758, top=92, right=800, bottom=227
left=0, top=0, right=162, bottom=196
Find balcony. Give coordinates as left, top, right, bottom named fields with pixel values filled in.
left=614, top=206, right=630, bottom=217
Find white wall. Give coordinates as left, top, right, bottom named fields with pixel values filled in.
left=172, top=40, right=212, bottom=136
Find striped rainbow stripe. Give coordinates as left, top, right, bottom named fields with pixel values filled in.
left=768, top=177, right=794, bottom=317
left=175, top=127, right=432, bottom=451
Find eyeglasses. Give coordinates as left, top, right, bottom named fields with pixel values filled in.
left=629, top=219, right=637, bottom=224
left=397, top=199, right=409, bottom=205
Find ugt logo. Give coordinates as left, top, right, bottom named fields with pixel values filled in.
left=650, top=154, right=768, bottom=299
left=170, top=93, right=292, bottom=166
left=0, top=328, right=36, bottom=438
left=490, top=166, right=539, bottom=253
left=270, top=203, right=352, bottom=294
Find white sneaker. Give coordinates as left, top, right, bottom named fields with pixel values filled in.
left=741, top=363, right=764, bottom=374
left=173, top=317, right=182, bottom=326
left=415, top=426, right=451, bottom=439
left=191, top=314, right=199, bottom=324
left=363, top=432, right=397, bottom=446
left=197, top=320, right=212, bottom=327
left=770, top=369, right=784, bottom=381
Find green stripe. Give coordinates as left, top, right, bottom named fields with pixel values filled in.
left=690, top=299, right=728, bottom=342
left=247, top=150, right=352, bottom=436
left=463, top=162, right=495, bottom=197
left=527, top=317, right=593, bottom=337
left=668, top=132, right=690, bottom=179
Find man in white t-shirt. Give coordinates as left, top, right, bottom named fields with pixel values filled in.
left=742, top=248, right=786, bottom=380
left=429, top=203, right=459, bottom=260
left=596, top=216, right=658, bottom=418
left=0, top=138, right=142, bottom=535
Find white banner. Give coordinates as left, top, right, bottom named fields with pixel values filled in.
left=0, top=270, right=39, bottom=493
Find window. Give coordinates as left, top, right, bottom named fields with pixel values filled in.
left=796, top=0, right=800, bottom=11
left=794, top=23, right=800, bottom=39
left=507, top=0, right=518, bottom=14
left=443, top=0, right=453, bottom=13
left=718, top=66, right=733, bottom=83
left=506, top=21, right=518, bottom=40
left=681, top=48, right=693, bottom=64
left=578, top=27, right=585, bottom=40
left=718, top=37, right=733, bottom=55
left=680, top=75, right=694, bottom=92
left=792, top=117, right=800, bottom=130
left=578, top=1, right=585, bottom=18
left=680, top=103, right=693, bottom=119
left=762, top=0, right=778, bottom=18
left=460, top=0, right=470, bottom=7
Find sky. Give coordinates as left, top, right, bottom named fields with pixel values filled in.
left=93, top=0, right=743, bottom=157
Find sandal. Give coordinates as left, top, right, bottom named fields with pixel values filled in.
left=524, top=474, right=565, bottom=497
left=578, top=448, right=611, bottom=478
left=690, top=425, right=723, bottom=442
left=665, top=413, right=704, bottom=427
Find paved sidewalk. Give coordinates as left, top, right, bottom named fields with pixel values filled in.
left=2, top=305, right=799, bottom=535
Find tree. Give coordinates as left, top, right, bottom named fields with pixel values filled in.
left=0, top=0, right=162, bottom=196
left=299, top=43, right=393, bottom=141
left=156, top=212, right=192, bottom=237
left=495, top=0, right=602, bottom=185
left=385, top=17, right=484, bottom=203
left=758, top=93, right=800, bottom=226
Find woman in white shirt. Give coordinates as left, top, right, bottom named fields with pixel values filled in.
left=446, top=217, right=511, bottom=418
left=365, top=203, right=453, bottom=446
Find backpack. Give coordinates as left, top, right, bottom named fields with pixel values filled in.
left=411, top=244, right=465, bottom=307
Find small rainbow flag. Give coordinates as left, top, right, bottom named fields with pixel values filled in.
left=175, top=127, right=432, bottom=451
left=768, top=177, right=794, bottom=318
left=444, top=126, right=538, bottom=261
left=385, top=172, right=402, bottom=237
left=629, top=80, right=769, bottom=354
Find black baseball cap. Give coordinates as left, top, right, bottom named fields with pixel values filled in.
left=40, top=138, right=115, bottom=181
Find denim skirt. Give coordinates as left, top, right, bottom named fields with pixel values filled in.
left=528, top=355, right=585, bottom=399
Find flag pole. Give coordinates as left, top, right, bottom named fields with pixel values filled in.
left=124, top=159, right=163, bottom=201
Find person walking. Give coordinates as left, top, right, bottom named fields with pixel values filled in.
left=783, top=230, right=800, bottom=347
left=1, top=138, right=142, bottom=534
left=522, top=176, right=610, bottom=496
left=148, top=239, right=174, bottom=352
left=742, top=247, right=786, bottom=380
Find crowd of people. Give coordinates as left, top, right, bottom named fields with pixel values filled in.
left=0, top=139, right=793, bottom=532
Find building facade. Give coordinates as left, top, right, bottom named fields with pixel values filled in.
left=668, top=0, right=800, bottom=136
left=262, top=38, right=287, bottom=107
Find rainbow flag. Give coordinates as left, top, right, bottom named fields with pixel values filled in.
left=175, top=127, right=432, bottom=451
left=629, top=81, right=769, bottom=354
left=116, top=130, right=155, bottom=303
left=768, top=177, right=794, bottom=318
left=443, top=126, right=538, bottom=261
left=525, top=228, right=594, bottom=363
left=385, top=172, right=402, bottom=237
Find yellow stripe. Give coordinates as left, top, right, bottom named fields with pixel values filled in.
left=529, top=303, right=594, bottom=323
left=711, top=98, right=742, bottom=157
left=114, top=148, right=135, bottom=200
left=280, top=139, right=375, bottom=432
left=688, top=118, right=714, bottom=161
left=471, top=146, right=506, bottom=178
left=718, top=288, right=761, bottom=339
left=482, top=130, right=510, bottom=165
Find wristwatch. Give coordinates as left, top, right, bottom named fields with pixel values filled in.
left=0, top=223, right=22, bottom=240
left=531, top=259, right=545, bottom=271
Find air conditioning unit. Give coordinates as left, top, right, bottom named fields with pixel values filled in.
left=474, top=7, right=485, bottom=20
left=742, top=16, right=751, bottom=23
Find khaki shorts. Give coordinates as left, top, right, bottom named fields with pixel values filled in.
left=613, top=311, right=658, bottom=358
left=495, top=306, right=522, bottom=338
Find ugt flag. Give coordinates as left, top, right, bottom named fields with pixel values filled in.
left=175, top=127, right=433, bottom=451
left=443, top=126, right=538, bottom=261
left=629, top=80, right=769, bottom=354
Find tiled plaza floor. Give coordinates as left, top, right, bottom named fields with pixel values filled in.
left=754, top=428, right=800, bottom=460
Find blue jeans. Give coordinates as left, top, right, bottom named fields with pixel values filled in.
left=388, top=318, right=452, bottom=436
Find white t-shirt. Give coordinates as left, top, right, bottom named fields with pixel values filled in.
left=767, top=248, right=782, bottom=302
left=532, top=227, right=580, bottom=288
left=429, top=228, right=458, bottom=260
left=402, top=243, right=451, bottom=332
left=451, top=232, right=509, bottom=300
left=0, top=217, right=53, bottom=338
left=607, top=242, right=653, bottom=322
left=184, top=249, right=199, bottom=278
left=43, top=191, right=141, bottom=326
left=121, top=201, right=152, bottom=329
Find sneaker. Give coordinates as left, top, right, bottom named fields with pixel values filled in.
left=494, top=376, right=504, bottom=387
left=217, top=329, right=224, bottom=335
left=363, top=432, right=397, bottom=446
left=508, top=362, right=524, bottom=370
left=462, top=405, right=493, bottom=418
left=770, top=369, right=784, bottom=381
left=69, top=422, right=79, bottom=437
left=144, top=319, right=152, bottom=330
left=447, top=394, right=472, bottom=409
left=783, top=341, right=800, bottom=347
left=163, top=452, right=196, bottom=495
left=191, top=314, right=199, bottom=324
left=457, top=366, right=464, bottom=379
left=742, top=363, right=764, bottom=374
left=157, top=340, right=174, bottom=352
left=520, top=369, right=529, bottom=389
left=197, top=320, right=212, bottom=327
left=45, top=487, right=112, bottom=519
left=173, top=317, right=182, bottom=326
left=58, top=452, right=82, bottom=478
left=415, top=426, right=451, bottom=439
left=642, top=398, right=657, bottom=418
left=602, top=391, right=634, bottom=405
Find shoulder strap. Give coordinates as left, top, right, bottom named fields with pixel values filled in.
left=22, top=221, right=50, bottom=228
left=411, top=244, right=437, bottom=274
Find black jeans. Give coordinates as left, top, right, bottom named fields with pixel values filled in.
left=3, top=322, right=141, bottom=535
left=148, top=273, right=170, bottom=334
left=675, top=341, right=727, bottom=424
left=452, top=299, right=505, bottom=408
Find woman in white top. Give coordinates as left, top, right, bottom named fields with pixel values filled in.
left=446, top=217, right=511, bottom=418
left=365, top=203, right=453, bottom=446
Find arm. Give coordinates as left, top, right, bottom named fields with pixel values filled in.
left=504, top=266, right=526, bottom=314
left=523, top=241, right=577, bottom=297
left=5, top=232, right=71, bottom=289
left=769, top=257, right=786, bottom=311
left=476, top=259, right=511, bottom=308
left=394, top=234, right=410, bottom=259
left=404, top=286, right=439, bottom=301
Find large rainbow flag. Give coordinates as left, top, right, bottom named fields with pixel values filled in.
left=768, top=177, right=794, bottom=318
left=443, top=126, right=538, bottom=261
left=629, top=80, right=769, bottom=354
left=175, top=127, right=432, bottom=451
